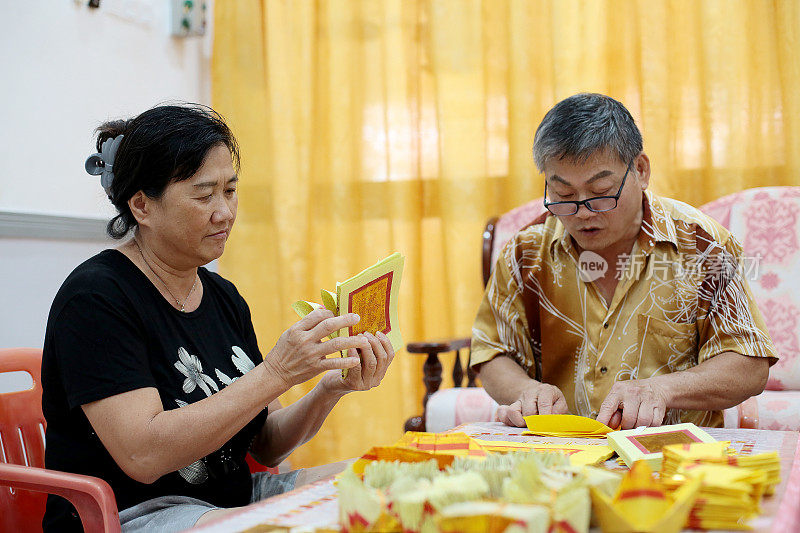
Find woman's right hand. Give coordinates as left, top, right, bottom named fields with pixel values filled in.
left=263, top=308, right=369, bottom=388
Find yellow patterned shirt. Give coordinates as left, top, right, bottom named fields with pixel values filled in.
left=471, top=192, right=777, bottom=427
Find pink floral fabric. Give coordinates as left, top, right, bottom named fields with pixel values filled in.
left=490, top=199, right=547, bottom=269
left=751, top=390, right=800, bottom=431
left=702, top=187, right=800, bottom=431
left=701, top=187, right=800, bottom=393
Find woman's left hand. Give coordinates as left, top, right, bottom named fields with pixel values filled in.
left=322, top=331, right=395, bottom=394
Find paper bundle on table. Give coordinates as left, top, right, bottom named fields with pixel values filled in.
left=523, top=414, right=613, bottom=438
left=606, top=423, right=717, bottom=469
left=658, top=441, right=781, bottom=530
left=590, top=461, right=702, bottom=533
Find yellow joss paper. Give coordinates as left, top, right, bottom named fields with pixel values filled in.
left=663, top=463, right=770, bottom=530
left=352, top=432, right=488, bottom=476
left=394, top=431, right=487, bottom=458
left=437, top=501, right=549, bottom=533
left=660, top=440, right=731, bottom=476
left=474, top=439, right=614, bottom=466
left=607, top=423, right=716, bottom=469
left=352, top=446, right=454, bottom=474
left=591, top=461, right=701, bottom=533
left=661, top=441, right=780, bottom=496
left=503, top=454, right=591, bottom=533
left=390, top=472, right=490, bottom=533
left=523, top=414, right=613, bottom=438
left=363, top=460, right=439, bottom=490
left=292, top=252, right=405, bottom=378
left=580, top=466, right=623, bottom=498
left=337, top=467, right=400, bottom=533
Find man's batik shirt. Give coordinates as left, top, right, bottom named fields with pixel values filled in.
left=471, top=191, right=777, bottom=427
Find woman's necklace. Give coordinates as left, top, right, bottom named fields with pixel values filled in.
left=134, top=239, right=199, bottom=312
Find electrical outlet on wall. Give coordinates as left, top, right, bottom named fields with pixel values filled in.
left=171, top=0, right=207, bottom=37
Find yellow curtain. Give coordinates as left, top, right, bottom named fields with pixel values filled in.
left=212, top=0, right=800, bottom=468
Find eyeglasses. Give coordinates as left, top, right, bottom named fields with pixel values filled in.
left=543, top=159, right=633, bottom=216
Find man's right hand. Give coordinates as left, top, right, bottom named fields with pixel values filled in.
left=495, top=383, right=569, bottom=427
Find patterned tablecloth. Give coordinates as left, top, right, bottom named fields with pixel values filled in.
left=189, top=422, right=800, bottom=533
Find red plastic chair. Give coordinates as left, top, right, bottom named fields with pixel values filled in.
left=0, top=348, right=120, bottom=532
left=0, top=348, right=280, bottom=532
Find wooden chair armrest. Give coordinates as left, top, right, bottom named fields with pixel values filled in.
left=406, top=338, right=471, bottom=354
left=404, top=337, right=474, bottom=432
left=0, top=462, right=120, bottom=533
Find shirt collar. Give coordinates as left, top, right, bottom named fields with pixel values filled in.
left=639, top=191, right=679, bottom=254
left=550, top=190, right=679, bottom=258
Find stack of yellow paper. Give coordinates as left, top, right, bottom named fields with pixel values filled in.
left=663, top=464, right=766, bottom=530
left=717, top=453, right=781, bottom=495
left=353, top=444, right=455, bottom=472
left=658, top=441, right=782, bottom=530
left=661, top=441, right=780, bottom=494
left=660, top=441, right=732, bottom=478
left=523, top=414, right=613, bottom=438
left=590, top=461, right=701, bottom=533
left=473, top=439, right=615, bottom=466
left=352, top=432, right=487, bottom=474
left=607, top=423, right=717, bottom=469
left=395, top=431, right=488, bottom=458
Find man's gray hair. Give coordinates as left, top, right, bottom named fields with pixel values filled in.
left=532, top=93, right=643, bottom=172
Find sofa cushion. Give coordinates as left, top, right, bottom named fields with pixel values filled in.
left=425, top=387, right=498, bottom=433
left=701, top=187, right=800, bottom=390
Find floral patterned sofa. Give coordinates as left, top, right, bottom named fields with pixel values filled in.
left=419, top=187, right=800, bottom=432
left=701, top=186, right=800, bottom=431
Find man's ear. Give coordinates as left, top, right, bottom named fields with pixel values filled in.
left=128, top=191, right=150, bottom=227
left=634, top=152, right=651, bottom=191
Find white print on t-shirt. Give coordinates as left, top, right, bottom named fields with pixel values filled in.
left=173, top=345, right=256, bottom=484
left=215, top=346, right=256, bottom=386
left=174, top=347, right=219, bottom=397
left=173, top=345, right=255, bottom=405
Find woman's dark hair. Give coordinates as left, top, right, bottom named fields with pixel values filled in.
left=95, top=103, right=240, bottom=239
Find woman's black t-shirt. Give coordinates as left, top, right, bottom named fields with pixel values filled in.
left=41, top=250, right=269, bottom=531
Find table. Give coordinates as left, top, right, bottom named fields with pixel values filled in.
left=190, top=422, right=800, bottom=533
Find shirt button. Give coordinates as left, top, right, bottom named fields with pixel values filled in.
left=603, top=323, right=609, bottom=329
left=600, top=366, right=608, bottom=374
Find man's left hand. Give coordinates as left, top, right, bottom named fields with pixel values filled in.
left=596, top=378, right=669, bottom=430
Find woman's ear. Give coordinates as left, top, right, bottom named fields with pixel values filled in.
left=128, top=192, right=149, bottom=226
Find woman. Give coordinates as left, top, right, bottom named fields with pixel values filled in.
left=41, top=104, right=394, bottom=532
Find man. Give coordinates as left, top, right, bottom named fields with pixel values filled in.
left=470, top=93, right=776, bottom=430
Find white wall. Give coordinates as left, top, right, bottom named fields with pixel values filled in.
left=0, top=236, right=112, bottom=349
left=0, top=0, right=213, bottom=353
left=0, top=0, right=213, bottom=218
